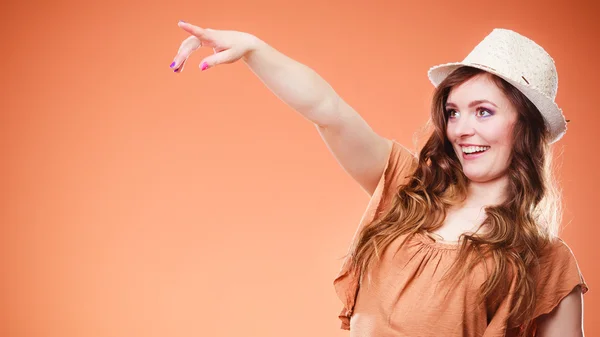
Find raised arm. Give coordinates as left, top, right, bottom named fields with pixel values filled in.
left=170, top=22, right=391, bottom=195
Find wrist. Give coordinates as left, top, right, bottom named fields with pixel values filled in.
left=242, top=34, right=266, bottom=62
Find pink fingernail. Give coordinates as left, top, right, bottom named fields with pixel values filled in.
left=201, top=62, right=209, bottom=71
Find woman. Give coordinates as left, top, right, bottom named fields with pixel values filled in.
left=170, top=23, right=588, bottom=336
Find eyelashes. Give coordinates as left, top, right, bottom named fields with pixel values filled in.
left=477, top=108, right=494, bottom=117
left=446, top=108, right=494, bottom=118
left=446, top=109, right=458, bottom=118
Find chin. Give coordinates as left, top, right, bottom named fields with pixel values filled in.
left=463, top=170, right=503, bottom=183
left=464, top=174, right=485, bottom=183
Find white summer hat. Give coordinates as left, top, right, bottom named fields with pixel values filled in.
left=427, top=28, right=567, bottom=143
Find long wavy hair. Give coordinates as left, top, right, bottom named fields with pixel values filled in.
left=348, top=66, right=563, bottom=335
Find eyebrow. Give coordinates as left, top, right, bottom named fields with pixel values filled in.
left=445, top=99, right=498, bottom=108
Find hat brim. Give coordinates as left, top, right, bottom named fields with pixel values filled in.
left=427, top=62, right=567, bottom=144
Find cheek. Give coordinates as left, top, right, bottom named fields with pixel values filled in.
left=483, top=121, right=515, bottom=146
left=485, top=124, right=515, bottom=169
left=446, top=124, right=458, bottom=142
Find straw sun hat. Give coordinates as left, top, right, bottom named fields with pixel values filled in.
left=427, top=28, right=567, bottom=143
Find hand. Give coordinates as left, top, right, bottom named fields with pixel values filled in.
left=169, top=21, right=259, bottom=73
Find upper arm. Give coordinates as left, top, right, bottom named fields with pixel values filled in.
left=315, top=96, right=392, bottom=196
left=535, top=286, right=585, bottom=337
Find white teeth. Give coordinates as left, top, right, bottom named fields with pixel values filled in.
left=461, top=146, right=490, bottom=154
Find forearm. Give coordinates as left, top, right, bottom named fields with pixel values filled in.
left=242, top=36, right=340, bottom=127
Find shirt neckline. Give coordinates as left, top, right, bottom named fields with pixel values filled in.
left=414, top=231, right=463, bottom=250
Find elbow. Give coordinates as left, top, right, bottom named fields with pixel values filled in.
left=311, top=94, right=342, bottom=129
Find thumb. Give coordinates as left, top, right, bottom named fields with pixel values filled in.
left=199, top=49, right=237, bottom=71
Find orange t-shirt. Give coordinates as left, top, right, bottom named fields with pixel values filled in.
left=333, top=141, right=588, bottom=336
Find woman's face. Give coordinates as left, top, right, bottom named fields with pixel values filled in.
left=445, top=73, right=519, bottom=183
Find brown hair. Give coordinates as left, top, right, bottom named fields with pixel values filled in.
left=348, top=66, right=561, bottom=335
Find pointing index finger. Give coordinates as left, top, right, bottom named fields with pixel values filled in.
left=178, top=21, right=210, bottom=40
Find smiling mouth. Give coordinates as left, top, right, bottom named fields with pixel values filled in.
left=461, top=146, right=490, bottom=155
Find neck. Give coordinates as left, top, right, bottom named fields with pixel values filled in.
left=463, top=175, right=510, bottom=208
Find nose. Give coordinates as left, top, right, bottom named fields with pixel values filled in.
left=449, top=114, right=476, bottom=139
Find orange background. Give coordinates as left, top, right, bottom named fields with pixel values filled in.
left=1, top=0, right=598, bottom=336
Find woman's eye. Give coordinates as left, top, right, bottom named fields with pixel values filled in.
left=447, top=109, right=459, bottom=118
left=477, top=108, right=493, bottom=117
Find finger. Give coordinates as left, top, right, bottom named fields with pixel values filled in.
left=178, top=21, right=214, bottom=42
left=170, top=36, right=201, bottom=71
left=199, top=49, right=237, bottom=71
left=174, top=58, right=186, bottom=73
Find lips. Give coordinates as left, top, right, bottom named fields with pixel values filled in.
left=460, top=146, right=489, bottom=160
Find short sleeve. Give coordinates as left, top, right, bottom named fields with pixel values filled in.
left=532, top=238, right=588, bottom=319
left=484, top=238, right=588, bottom=335
left=333, top=140, right=418, bottom=330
